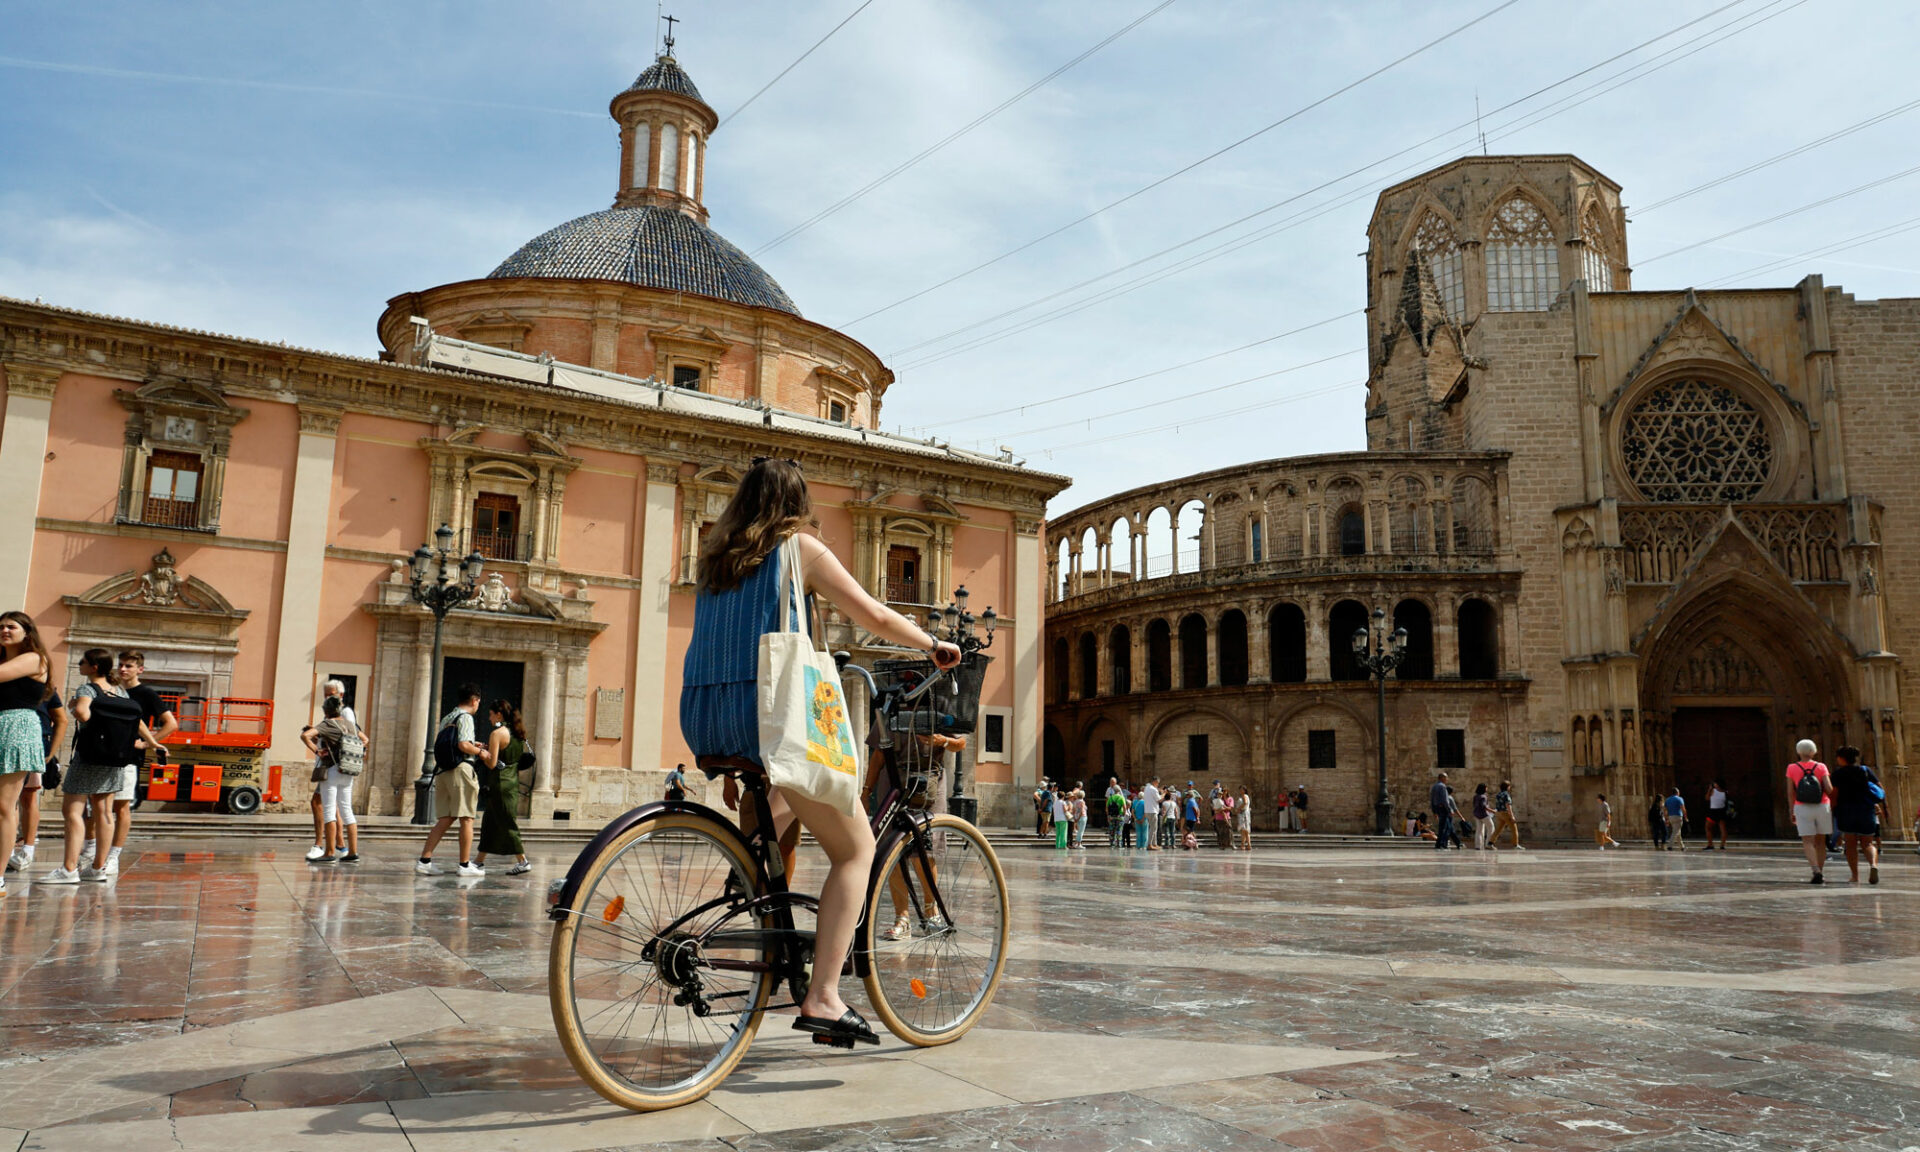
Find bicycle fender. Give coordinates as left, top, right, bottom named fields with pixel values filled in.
left=546, top=799, right=725, bottom=921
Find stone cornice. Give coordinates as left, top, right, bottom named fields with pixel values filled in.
left=0, top=298, right=1067, bottom=513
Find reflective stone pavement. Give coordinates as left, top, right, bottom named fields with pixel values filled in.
left=2, top=839, right=1918, bottom=1151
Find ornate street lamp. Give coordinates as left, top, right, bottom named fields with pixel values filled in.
left=924, top=587, right=996, bottom=819
left=405, top=523, right=486, bottom=825
left=1352, top=606, right=1409, bottom=837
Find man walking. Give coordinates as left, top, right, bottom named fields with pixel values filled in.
left=1595, top=793, right=1619, bottom=850
left=1702, top=780, right=1729, bottom=850
left=1429, top=772, right=1453, bottom=852
left=110, top=651, right=178, bottom=876
left=1141, top=778, right=1162, bottom=851
left=417, top=684, right=488, bottom=877
left=1787, top=739, right=1834, bottom=883
left=1493, top=779, right=1523, bottom=849
left=1663, top=787, right=1688, bottom=851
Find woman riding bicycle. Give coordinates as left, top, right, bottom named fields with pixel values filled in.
left=680, top=456, right=959, bottom=1049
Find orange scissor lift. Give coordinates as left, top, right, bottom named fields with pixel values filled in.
left=144, top=696, right=281, bottom=814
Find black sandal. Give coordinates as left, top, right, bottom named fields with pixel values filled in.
left=792, top=1007, right=880, bottom=1048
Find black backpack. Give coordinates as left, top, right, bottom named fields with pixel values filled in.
left=1792, top=762, right=1825, bottom=804
left=76, top=691, right=143, bottom=766
left=432, top=719, right=466, bottom=775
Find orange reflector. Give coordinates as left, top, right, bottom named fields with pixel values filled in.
left=909, top=978, right=927, bottom=999
left=603, top=896, right=626, bottom=923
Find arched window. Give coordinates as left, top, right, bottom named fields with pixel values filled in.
left=1579, top=203, right=1613, bottom=292
left=1079, top=633, right=1099, bottom=699
left=660, top=122, right=681, bottom=193
left=1485, top=196, right=1559, bottom=311
left=1329, top=599, right=1370, bottom=682
left=1269, top=603, right=1307, bottom=683
left=1110, top=625, right=1132, bottom=695
left=631, top=121, right=651, bottom=186
left=1218, top=610, right=1249, bottom=686
left=1411, top=211, right=1466, bottom=320
left=1338, top=507, right=1367, bottom=556
left=1389, top=475, right=1427, bottom=554
left=1450, top=475, right=1495, bottom=554
left=1175, top=500, right=1206, bottom=573
left=1051, top=637, right=1070, bottom=704
left=689, top=131, right=703, bottom=197
left=1143, top=506, right=1173, bottom=579
left=1392, top=599, right=1434, bottom=680
left=1179, top=614, right=1208, bottom=689
left=1458, top=598, right=1499, bottom=680
left=1111, top=517, right=1134, bottom=580
left=1146, top=620, right=1172, bottom=692
left=1056, top=537, right=1071, bottom=599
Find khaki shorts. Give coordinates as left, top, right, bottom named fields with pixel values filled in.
left=433, top=762, right=479, bottom=821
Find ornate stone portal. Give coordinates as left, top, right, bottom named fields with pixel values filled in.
left=63, top=550, right=249, bottom=698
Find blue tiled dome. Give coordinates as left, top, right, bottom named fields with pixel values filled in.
left=629, top=56, right=704, bottom=103
left=489, top=206, right=799, bottom=315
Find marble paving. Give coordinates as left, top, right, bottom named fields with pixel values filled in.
left=1, top=837, right=1917, bottom=1150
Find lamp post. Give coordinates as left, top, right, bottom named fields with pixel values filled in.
left=405, top=524, right=486, bottom=825
left=1352, top=607, right=1409, bottom=837
left=924, top=586, right=995, bottom=823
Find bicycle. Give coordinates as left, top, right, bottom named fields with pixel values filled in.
left=545, top=627, right=1010, bottom=1112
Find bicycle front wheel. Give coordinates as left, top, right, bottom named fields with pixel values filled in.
left=549, top=812, right=773, bottom=1111
left=862, top=814, right=1010, bottom=1046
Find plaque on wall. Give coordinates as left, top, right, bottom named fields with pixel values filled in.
left=593, top=688, right=625, bottom=740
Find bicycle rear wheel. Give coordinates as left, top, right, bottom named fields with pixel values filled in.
left=549, top=812, right=773, bottom=1111
left=862, top=814, right=1010, bottom=1046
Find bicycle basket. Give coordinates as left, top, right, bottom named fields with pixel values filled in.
left=874, top=651, right=991, bottom=735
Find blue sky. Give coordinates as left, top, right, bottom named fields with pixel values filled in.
left=4, top=0, right=1917, bottom=509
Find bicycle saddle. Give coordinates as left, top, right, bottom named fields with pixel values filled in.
left=695, top=755, right=765, bottom=778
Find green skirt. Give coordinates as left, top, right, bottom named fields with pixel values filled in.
left=478, top=764, right=524, bottom=855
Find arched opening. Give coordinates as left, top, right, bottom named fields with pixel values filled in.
left=1268, top=603, right=1307, bottom=683
left=1337, top=506, right=1367, bottom=556
left=1082, top=716, right=1127, bottom=800
left=1457, top=598, right=1499, bottom=680
left=1146, top=619, right=1172, bottom=692
left=1218, top=609, right=1249, bottom=686
left=1411, top=210, right=1467, bottom=321
left=1179, top=613, right=1208, bottom=689
left=1328, top=599, right=1370, bottom=682
left=1081, top=526, right=1102, bottom=585
left=1078, top=632, right=1099, bottom=699
left=1143, top=506, right=1173, bottom=579
left=1485, top=194, right=1559, bottom=311
left=1051, top=636, right=1070, bottom=703
left=1055, top=537, right=1072, bottom=599
left=1111, top=517, right=1134, bottom=581
left=1451, top=475, right=1495, bottom=554
left=1390, top=476, right=1427, bottom=554
left=1043, top=723, right=1066, bottom=783
left=1109, top=624, right=1132, bottom=695
left=1175, top=499, right=1207, bottom=573
left=1392, top=599, right=1434, bottom=680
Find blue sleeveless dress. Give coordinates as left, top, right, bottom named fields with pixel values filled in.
left=679, top=540, right=793, bottom=772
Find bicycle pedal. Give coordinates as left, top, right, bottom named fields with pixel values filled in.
left=811, top=1033, right=856, bottom=1050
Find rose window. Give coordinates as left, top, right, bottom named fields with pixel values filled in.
left=1620, top=379, right=1773, bottom=503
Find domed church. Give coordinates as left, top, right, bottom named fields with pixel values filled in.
left=0, top=46, right=1067, bottom=824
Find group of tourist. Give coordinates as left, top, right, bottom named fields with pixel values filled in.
left=1418, top=773, right=1525, bottom=850
left=2, top=611, right=176, bottom=892
left=1033, top=778, right=1258, bottom=851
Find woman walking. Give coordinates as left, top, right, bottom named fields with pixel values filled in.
left=1829, top=745, right=1883, bottom=885
left=1235, top=786, right=1254, bottom=850
left=0, top=612, right=54, bottom=897
left=300, top=695, right=363, bottom=863
left=474, top=699, right=532, bottom=875
left=48, top=648, right=153, bottom=884
left=680, top=457, right=959, bottom=1049
left=1472, top=783, right=1495, bottom=850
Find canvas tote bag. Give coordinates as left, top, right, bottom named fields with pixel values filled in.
left=757, top=538, right=862, bottom=814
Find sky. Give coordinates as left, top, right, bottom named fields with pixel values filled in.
left=4, top=0, right=1918, bottom=513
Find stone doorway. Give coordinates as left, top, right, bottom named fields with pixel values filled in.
left=1671, top=707, right=1773, bottom=837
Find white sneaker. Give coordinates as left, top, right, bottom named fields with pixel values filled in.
left=305, top=845, right=327, bottom=862
left=507, top=861, right=532, bottom=875
left=456, top=862, right=485, bottom=878
left=41, top=867, right=80, bottom=885
left=415, top=860, right=442, bottom=875
left=80, top=866, right=109, bottom=882
left=104, top=856, right=119, bottom=876
left=7, top=846, right=29, bottom=871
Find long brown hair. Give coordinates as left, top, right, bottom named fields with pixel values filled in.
left=489, top=699, right=525, bottom=741
left=696, top=458, right=812, bottom=592
left=0, top=611, right=54, bottom=700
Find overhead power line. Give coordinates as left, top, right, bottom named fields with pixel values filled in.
left=1697, top=213, right=1920, bottom=287
left=889, top=0, right=1793, bottom=370
left=753, top=0, right=1179, bottom=255
left=832, top=0, right=1530, bottom=329
left=720, top=0, right=878, bottom=126
left=1638, top=162, right=1920, bottom=264
left=1034, top=380, right=1364, bottom=457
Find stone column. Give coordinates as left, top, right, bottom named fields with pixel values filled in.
left=401, top=630, right=432, bottom=814
left=1011, top=518, right=1044, bottom=791
left=630, top=462, right=681, bottom=770
left=1249, top=605, right=1271, bottom=684
left=1435, top=594, right=1460, bottom=679
left=1129, top=622, right=1146, bottom=694
left=538, top=650, right=560, bottom=796
left=1169, top=516, right=1180, bottom=575
left=0, top=363, right=59, bottom=604
left=267, top=406, right=341, bottom=763
left=1305, top=594, right=1330, bottom=681
left=1205, top=615, right=1219, bottom=687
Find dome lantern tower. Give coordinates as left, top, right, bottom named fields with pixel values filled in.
left=611, top=29, right=718, bottom=224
